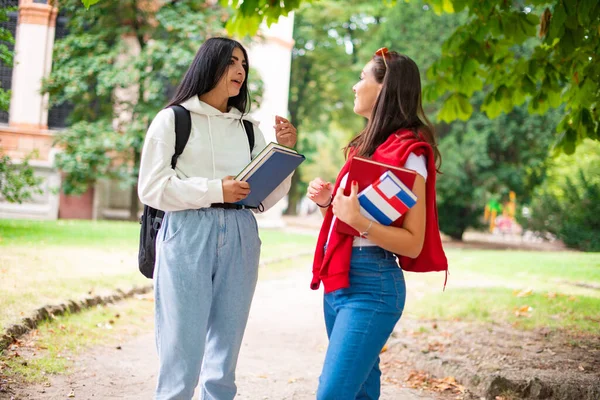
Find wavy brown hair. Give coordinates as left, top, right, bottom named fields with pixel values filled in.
left=346, top=51, right=441, bottom=170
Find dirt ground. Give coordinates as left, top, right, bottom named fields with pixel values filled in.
left=384, top=318, right=600, bottom=399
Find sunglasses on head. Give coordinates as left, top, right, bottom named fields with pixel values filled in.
left=374, top=47, right=389, bottom=69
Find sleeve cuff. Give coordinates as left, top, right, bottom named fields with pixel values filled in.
left=207, top=179, right=224, bottom=204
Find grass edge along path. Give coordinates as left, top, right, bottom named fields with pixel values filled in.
left=0, top=250, right=314, bottom=353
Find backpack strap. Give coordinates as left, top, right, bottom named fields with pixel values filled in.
left=242, top=119, right=255, bottom=154
left=241, top=119, right=263, bottom=211
left=169, top=105, right=192, bottom=168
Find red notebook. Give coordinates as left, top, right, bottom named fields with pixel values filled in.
left=336, top=156, right=417, bottom=236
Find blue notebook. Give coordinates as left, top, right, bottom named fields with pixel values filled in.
left=235, top=142, right=305, bottom=208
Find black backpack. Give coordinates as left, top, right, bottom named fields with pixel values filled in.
left=138, top=105, right=255, bottom=279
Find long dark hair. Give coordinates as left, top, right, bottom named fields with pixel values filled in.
left=166, top=37, right=250, bottom=113
left=346, top=51, right=441, bottom=169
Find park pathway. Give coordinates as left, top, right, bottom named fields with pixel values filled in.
left=14, top=266, right=438, bottom=400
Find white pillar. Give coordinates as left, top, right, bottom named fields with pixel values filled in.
left=246, top=16, right=295, bottom=228
left=247, top=16, right=295, bottom=140
left=9, top=0, right=58, bottom=130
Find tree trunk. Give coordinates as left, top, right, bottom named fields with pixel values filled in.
left=129, top=149, right=141, bottom=222
left=284, top=168, right=302, bottom=216
left=129, top=183, right=139, bottom=222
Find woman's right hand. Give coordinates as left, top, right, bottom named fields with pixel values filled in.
left=222, top=176, right=251, bottom=203
left=307, top=178, right=333, bottom=207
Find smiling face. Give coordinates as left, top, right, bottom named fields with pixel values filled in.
left=352, top=61, right=383, bottom=119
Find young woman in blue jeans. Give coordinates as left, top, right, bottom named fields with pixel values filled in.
left=307, top=48, right=447, bottom=399
left=138, top=37, right=297, bottom=400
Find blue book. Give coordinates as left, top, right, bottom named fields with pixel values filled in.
left=235, top=142, right=305, bottom=208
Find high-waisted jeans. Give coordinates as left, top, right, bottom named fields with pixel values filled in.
left=154, top=208, right=261, bottom=400
left=317, top=246, right=406, bottom=400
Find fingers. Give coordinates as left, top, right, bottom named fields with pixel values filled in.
left=222, top=178, right=252, bottom=203
left=308, top=179, right=331, bottom=193
left=223, top=175, right=235, bottom=181
left=350, top=180, right=358, bottom=197
left=238, top=181, right=250, bottom=190
left=275, top=115, right=289, bottom=124
left=273, top=120, right=296, bottom=134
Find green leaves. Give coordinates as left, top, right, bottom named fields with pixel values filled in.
left=81, top=0, right=102, bottom=9
left=45, top=0, right=232, bottom=199
left=0, top=152, right=43, bottom=204
left=439, top=93, right=472, bottom=122
left=423, top=0, right=600, bottom=154
left=219, top=0, right=305, bottom=37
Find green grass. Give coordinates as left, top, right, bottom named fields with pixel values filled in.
left=0, top=219, right=140, bottom=248
left=0, top=218, right=316, bottom=256
left=410, top=287, right=600, bottom=334
left=0, top=219, right=317, bottom=330
left=0, top=298, right=154, bottom=383
left=444, top=248, right=600, bottom=285
left=404, top=248, right=600, bottom=334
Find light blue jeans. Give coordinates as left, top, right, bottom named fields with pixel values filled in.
left=154, top=208, right=261, bottom=400
left=317, top=246, right=406, bottom=400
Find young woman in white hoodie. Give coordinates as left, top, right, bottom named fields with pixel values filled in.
left=138, top=37, right=297, bottom=400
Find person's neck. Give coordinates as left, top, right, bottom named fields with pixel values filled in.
left=199, top=92, right=228, bottom=113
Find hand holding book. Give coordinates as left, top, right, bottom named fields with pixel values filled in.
left=233, top=142, right=305, bottom=208
left=336, top=157, right=418, bottom=236
left=222, top=176, right=251, bottom=203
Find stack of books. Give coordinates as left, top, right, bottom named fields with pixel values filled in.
left=357, top=171, right=417, bottom=226
left=337, top=156, right=418, bottom=236
left=234, top=142, right=305, bottom=208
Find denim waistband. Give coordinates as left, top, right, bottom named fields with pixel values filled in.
left=350, top=246, right=396, bottom=260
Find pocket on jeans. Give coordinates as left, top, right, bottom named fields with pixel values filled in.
left=162, top=212, right=189, bottom=244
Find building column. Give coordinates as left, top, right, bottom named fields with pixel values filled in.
left=9, top=0, right=58, bottom=131
left=0, top=0, right=60, bottom=219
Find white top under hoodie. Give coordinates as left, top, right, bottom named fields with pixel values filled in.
left=138, top=97, right=292, bottom=212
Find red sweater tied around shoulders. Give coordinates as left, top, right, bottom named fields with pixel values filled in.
left=310, top=129, right=448, bottom=294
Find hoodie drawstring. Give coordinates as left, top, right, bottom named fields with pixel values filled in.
left=206, top=115, right=217, bottom=180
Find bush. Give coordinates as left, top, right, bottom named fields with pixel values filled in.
left=521, top=140, right=600, bottom=252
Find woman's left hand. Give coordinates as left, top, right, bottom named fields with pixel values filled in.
left=274, top=116, right=297, bottom=148
left=332, top=181, right=362, bottom=227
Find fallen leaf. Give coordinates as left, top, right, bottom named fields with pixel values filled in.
left=380, top=345, right=388, bottom=353
left=405, top=370, right=465, bottom=394
left=514, top=305, right=533, bottom=317
left=578, top=365, right=585, bottom=371
left=515, top=288, right=533, bottom=297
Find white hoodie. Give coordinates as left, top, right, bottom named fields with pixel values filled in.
left=138, top=96, right=292, bottom=212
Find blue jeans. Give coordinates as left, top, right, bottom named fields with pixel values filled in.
left=154, top=208, right=261, bottom=400
left=317, top=246, right=406, bottom=400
